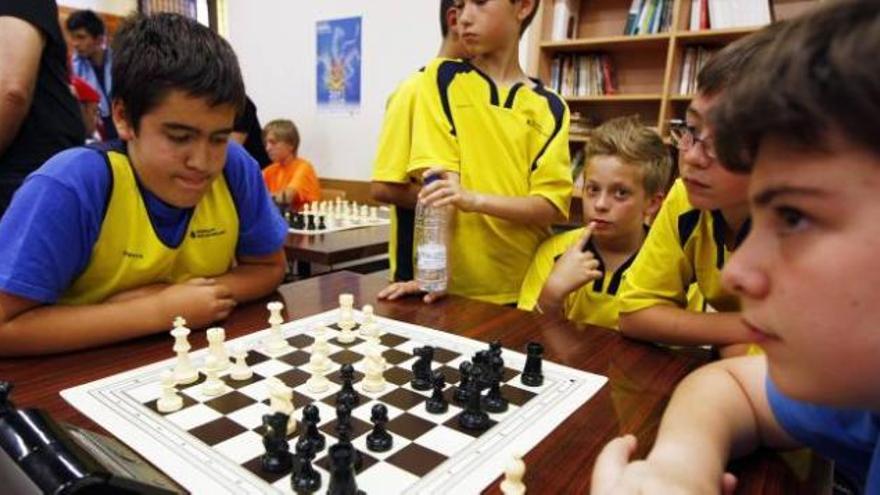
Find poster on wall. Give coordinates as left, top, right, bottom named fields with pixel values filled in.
left=316, top=16, right=362, bottom=113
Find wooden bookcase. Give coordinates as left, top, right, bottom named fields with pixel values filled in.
left=530, top=0, right=823, bottom=142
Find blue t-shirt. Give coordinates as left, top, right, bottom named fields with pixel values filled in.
left=0, top=141, right=287, bottom=303
left=767, top=376, right=880, bottom=493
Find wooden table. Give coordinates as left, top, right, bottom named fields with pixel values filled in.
left=285, top=224, right=389, bottom=277
left=0, top=271, right=829, bottom=493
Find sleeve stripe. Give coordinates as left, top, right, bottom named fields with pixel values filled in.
left=530, top=84, right=566, bottom=172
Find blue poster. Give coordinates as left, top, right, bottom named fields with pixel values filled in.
left=316, top=16, right=362, bottom=111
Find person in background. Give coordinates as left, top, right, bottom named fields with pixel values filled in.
left=0, top=0, right=85, bottom=215
left=70, top=76, right=100, bottom=142
left=262, top=119, right=321, bottom=212
left=231, top=95, right=271, bottom=168
left=66, top=9, right=117, bottom=139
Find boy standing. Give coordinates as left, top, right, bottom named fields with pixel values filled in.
left=0, top=14, right=287, bottom=356
left=518, top=116, right=670, bottom=329
left=262, top=119, right=320, bottom=212
left=592, top=2, right=880, bottom=492
left=371, top=0, right=468, bottom=284
left=384, top=0, right=574, bottom=305
left=66, top=9, right=116, bottom=139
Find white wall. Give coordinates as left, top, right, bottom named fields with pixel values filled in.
left=58, top=0, right=138, bottom=17
left=227, top=1, right=534, bottom=181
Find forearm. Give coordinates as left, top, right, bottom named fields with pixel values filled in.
left=0, top=89, right=32, bottom=157
left=469, top=194, right=562, bottom=226
left=537, top=280, right=569, bottom=317
left=619, top=305, right=752, bottom=346
left=371, top=181, right=419, bottom=209
left=214, top=252, right=286, bottom=303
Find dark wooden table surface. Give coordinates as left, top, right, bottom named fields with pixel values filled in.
left=284, top=224, right=389, bottom=266
left=0, top=271, right=829, bottom=494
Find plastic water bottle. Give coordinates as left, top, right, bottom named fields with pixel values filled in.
left=414, top=176, right=449, bottom=293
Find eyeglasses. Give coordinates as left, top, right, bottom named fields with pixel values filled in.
left=669, top=119, right=717, bottom=161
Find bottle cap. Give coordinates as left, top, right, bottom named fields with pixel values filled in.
left=424, top=173, right=441, bottom=185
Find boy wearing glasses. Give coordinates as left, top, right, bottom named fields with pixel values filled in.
left=616, top=27, right=781, bottom=357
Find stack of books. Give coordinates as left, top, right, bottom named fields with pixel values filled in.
left=688, top=0, right=772, bottom=30
left=678, top=46, right=719, bottom=95
left=550, top=53, right=618, bottom=97
left=624, top=0, right=675, bottom=35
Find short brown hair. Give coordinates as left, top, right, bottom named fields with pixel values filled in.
left=585, top=115, right=672, bottom=196
left=696, top=21, right=785, bottom=97
left=263, top=119, right=300, bottom=153
left=712, top=0, right=880, bottom=172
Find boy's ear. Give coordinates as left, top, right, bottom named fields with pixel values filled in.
left=644, top=192, right=665, bottom=225
left=111, top=100, right=135, bottom=140
left=516, top=0, right=537, bottom=24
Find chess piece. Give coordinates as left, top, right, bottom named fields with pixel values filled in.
left=318, top=215, right=327, bottom=230
left=336, top=364, right=359, bottom=408
left=360, top=345, right=387, bottom=393
left=264, top=301, right=292, bottom=356
left=484, top=351, right=509, bottom=413
left=206, top=327, right=230, bottom=371
left=230, top=346, right=253, bottom=381
left=500, top=452, right=527, bottom=495
left=358, top=304, right=377, bottom=337
left=335, top=404, right=353, bottom=443
left=366, top=404, right=393, bottom=452
left=454, top=361, right=471, bottom=404
left=411, top=346, right=434, bottom=390
left=459, top=362, right=491, bottom=430
left=293, top=213, right=305, bottom=230
left=369, top=206, right=378, bottom=221
left=157, top=370, right=183, bottom=413
left=425, top=370, right=448, bottom=414
left=306, top=364, right=331, bottom=393
left=261, top=412, right=293, bottom=473
left=337, top=294, right=356, bottom=343
left=170, top=317, right=198, bottom=384
left=302, top=404, right=326, bottom=452
left=292, top=435, right=322, bottom=494
left=306, top=214, right=316, bottom=231
left=0, top=381, right=13, bottom=415
left=326, top=443, right=364, bottom=495
left=201, top=356, right=225, bottom=396
left=521, top=342, right=544, bottom=387
left=268, top=377, right=297, bottom=434
left=306, top=342, right=332, bottom=375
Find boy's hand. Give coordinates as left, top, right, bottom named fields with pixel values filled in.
left=546, top=226, right=602, bottom=296
left=377, top=281, right=446, bottom=304
left=418, top=168, right=479, bottom=212
left=592, top=435, right=738, bottom=495
left=158, top=278, right=237, bottom=327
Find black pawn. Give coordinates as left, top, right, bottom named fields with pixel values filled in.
left=458, top=365, right=490, bottom=431
left=326, top=443, right=364, bottom=495
left=318, top=215, right=327, bottom=230
left=292, top=436, right=321, bottom=494
left=366, top=404, right=393, bottom=452
left=306, top=213, right=316, bottom=230
left=521, top=342, right=544, bottom=387
left=453, top=361, right=471, bottom=404
left=411, top=345, right=434, bottom=391
left=426, top=370, right=448, bottom=414
left=0, top=381, right=14, bottom=415
left=484, top=353, right=508, bottom=413
left=302, top=404, right=325, bottom=452
left=293, top=213, right=305, bottom=230
left=261, top=412, right=293, bottom=473
left=335, top=404, right=353, bottom=443
left=337, top=364, right=360, bottom=408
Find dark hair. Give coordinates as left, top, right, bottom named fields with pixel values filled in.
left=440, top=0, right=456, bottom=38
left=712, top=0, right=880, bottom=172
left=696, top=21, right=785, bottom=97
left=111, top=13, right=245, bottom=131
left=66, top=9, right=105, bottom=37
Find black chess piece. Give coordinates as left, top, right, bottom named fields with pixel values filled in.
left=337, top=363, right=360, bottom=408
left=521, top=342, right=544, bottom=387
left=291, top=434, right=322, bottom=494
left=426, top=370, right=449, bottom=414
left=453, top=361, right=471, bottom=404
left=0, top=381, right=14, bottom=415
left=261, top=412, right=293, bottom=473
left=293, top=213, right=306, bottom=230
left=484, top=351, right=508, bottom=413
left=458, top=363, right=491, bottom=431
left=302, top=404, right=326, bottom=452
left=284, top=210, right=293, bottom=228
left=326, top=443, right=365, bottom=495
left=318, top=215, right=327, bottom=230
left=411, top=345, right=435, bottom=390
left=306, top=214, right=316, bottom=231
left=366, top=404, right=393, bottom=452
left=335, top=404, right=353, bottom=443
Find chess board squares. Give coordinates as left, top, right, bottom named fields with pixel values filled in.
left=385, top=443, right=448, bottom=477
left=285, top=333, right=315, bottom=349
left=381, top=348, right=411, bottom=366
left=242, top=456, right=288, bottom=485
left=292, top=380, right=341, bottom=402
left=243, top=350, right=270, bottom=366
left=384, top=412, right=435, bottom=441
left=351, top=430, right=410, bottom=459
left=314, top=448, right=379, bottom=475
left=350, top=401, right=406, bottom=426
left=379, top=333, right=408, bottom=348
left=189, top=416, right=248, bottom=446
left=144, top=393, right=198, bottom=415
left=180, top=379, right=231, bottom=400
left=248, top=359, right=292, bottom=380
left=325, top=366, right=364, bottom=385
left=328, top=348, right=364, bottom=366
left=225, top=401, right=270, bottom=430
left=318, top=415, right=372, bottom=440
left=320, top=389, right=371, bottom=409
left=500, top=384, right=537, bottom=407
left=408, top=399, right=462, bottom=425
left=442, top=413, right=499, bottom=438
left=222, top=372, right=263, bottom=389
left=212, top=430, right=264, bottom=465
left=434, top=364, right=462, bottom=384
left=383, top=366, right=413, bottom=386
left=274, top=367, right=310, bottom=388
left=329, top=336, right=364, bottom=348
left=431, top=347, right=461, bottom=364
left=163, top=403, right=223, bottom=430
left=203, top=390, right=258, bottom=415
left=379, top=388, right=426, bottom=411
left=411, top=424, right=475, bottom=458
left=277, top=350, right=311, bottom=368
left=353, top=461, right=420, bottom=495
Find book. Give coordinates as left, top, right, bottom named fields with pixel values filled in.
left=551, top=0, right=581, bottom=40
left=624, top=0, right=645, bottom=35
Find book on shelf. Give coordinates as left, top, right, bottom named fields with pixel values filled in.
left=551, top=0, right=581, bottom=40
left=678, top=46, right=719, bottom=95
left=689, top=0, right=772, bottom=30
left=624, top=0, right=673, bottom=35
left=550, top=53, right=617, bottom=98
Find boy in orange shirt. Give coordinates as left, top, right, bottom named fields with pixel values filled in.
left=262, top=119, right=320, bottom=211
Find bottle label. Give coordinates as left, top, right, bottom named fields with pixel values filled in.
left=417, top=244, right=446, bottom=270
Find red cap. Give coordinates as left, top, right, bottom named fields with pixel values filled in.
left=70, top=76, right=100, bottom=104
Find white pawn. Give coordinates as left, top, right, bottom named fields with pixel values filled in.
left=206, top=327, right=230, bottom=371
left=306, top=366, right=331, bottom=393
left=500, top=452, right=527, bottom=495
left=337, top=294, right=357, bottom=343
left=157, top=370, right=183, bottom=413
left=170, top=317, right=198, bottom=384
left=313, top=327, right=331, bottom=356
left=264, top=301, right=291, bottom=356
left=359, top=304, right=377, bottom=337
left=370, top=206, right=379, bottom=221
left=201, top=356, right=225, bottom=396
left=267, top=377, right=296, bottom=434
left=229, top=346, right=253, bottom=381
left=306, top=346, right=331, bottom=374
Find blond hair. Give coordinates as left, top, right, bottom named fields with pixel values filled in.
left=585, top=115, right=672, bottom=196
left=262, top=119, right=300, bottom=153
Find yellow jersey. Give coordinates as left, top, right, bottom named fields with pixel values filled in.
left=408, top=58, right=573, bottom=304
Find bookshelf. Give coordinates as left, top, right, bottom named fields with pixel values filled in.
left=531, top=0, right=823, bottom=141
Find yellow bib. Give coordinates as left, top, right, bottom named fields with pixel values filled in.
left=60, top=150, right=239, bottom=305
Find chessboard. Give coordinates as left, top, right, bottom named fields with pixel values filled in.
left=287, top=200, right=390, bottom=235
left=61, top=299, right=607, bottom=494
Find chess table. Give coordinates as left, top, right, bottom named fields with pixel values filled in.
left=0, top=271, right=831, bottom=493
left=285, top=225, right=390, bottom=278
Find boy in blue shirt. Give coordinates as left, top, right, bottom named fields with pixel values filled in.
left=591, top=2, right=880, bottom=493
left=0, top=14, right=287, bottom=356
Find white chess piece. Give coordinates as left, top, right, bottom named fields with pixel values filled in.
left=359, top=305, right=377, bottom=337
left=306, top=344, right=331, bottom=374
left=337, top=294, right=357, bottom=343
left=370, top=206, right=378, bottom=221
left=157, top=370, right=183, bottom=413
left=500, top=452, right=527, bottom=495
left=306, top=364, right=331, bottom=393
left=229, top=346, right=253, bottom=381
left=267, top=377, right=297, bottom=434
left=201, top=356, right=225, bottom=396
left=170, top=317, right=198, bottom=384
left=360, top=346, right=387, bottom=393
left=206, top=327, right=230, bottom=371
left=263, top=301, right=292, bottom=356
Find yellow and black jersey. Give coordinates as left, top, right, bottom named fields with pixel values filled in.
left=408, top=58, right=573, bottom=304
left=517, top=228, right=639, bottom=330
left=619, top=179, right=750, bottom=315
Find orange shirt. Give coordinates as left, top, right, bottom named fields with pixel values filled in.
left=262, top=157, right=321, bottom=211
